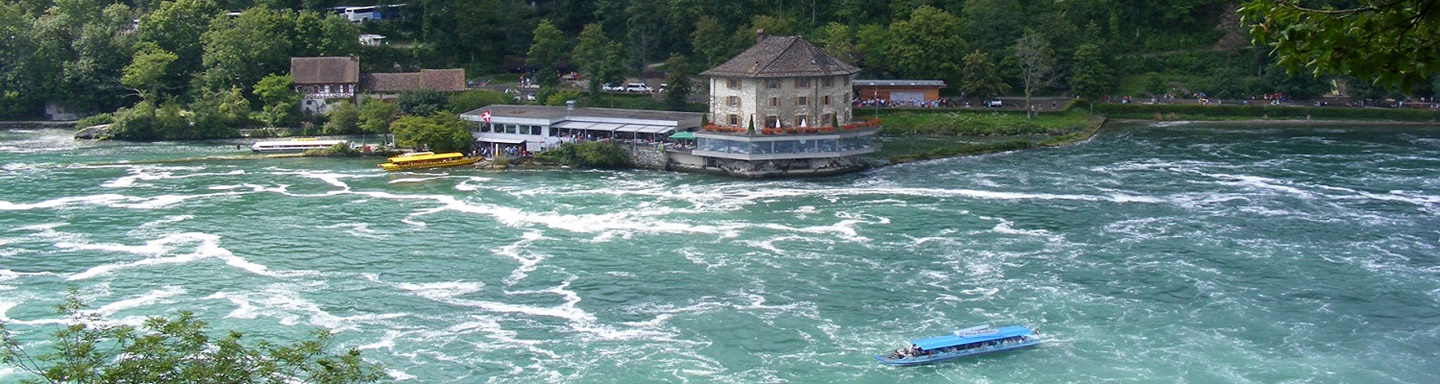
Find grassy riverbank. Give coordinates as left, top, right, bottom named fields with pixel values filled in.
left=872, top=105, right=1104, bottom=163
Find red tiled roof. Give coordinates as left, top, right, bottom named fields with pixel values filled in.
left=290, top=56, right=359, bottom=85
left=701, top=35, right=860, bottom=78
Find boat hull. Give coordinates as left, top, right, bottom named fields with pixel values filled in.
left=873, top=339, right=1040, bottom=366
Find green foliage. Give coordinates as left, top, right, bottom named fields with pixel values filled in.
left=196, top=7, right=295, bottom=95
left=878, top=109, right=1096, bottom=136
left=122, top=44, right=178, bottom=100
left=190, top=86, right=252, bottom=136
left=447, top=90, right=510, bottom=114
left=1012, top=29, right=1057, bottom=116
left=574, top=23, right=626, bottom=97
left=253, top=74, right=298, bottom=128
left=0, top=289, right=384, bottom=384
left=544, top=90, right=583, bottom=106
left=396, top=89, right=448, bottom=116
left=959, top=50, right=1009, bottom=100
left=661, top=53, right=693, bottom=111
left=1240, top=0, right=1440, bottom=92
left=1069, top=44, right=1114, bottom=100
left=74, top=113, right=114, bottom=131
left=390, top=113, right=473, bottom=153
left=358, top=99, right=398, bottom=135
left=528, top=19, right=569, bottom=77
left=102, top=100, right=188, bottom=141
left=323, top=100, right=360, bottom=134
left=533, top=141, right=630, bottom=168
left=887, top=6, right=966, bottom=84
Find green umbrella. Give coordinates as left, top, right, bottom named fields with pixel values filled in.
left=668, top=131, right=695, bottom=140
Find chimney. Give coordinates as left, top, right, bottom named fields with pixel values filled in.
left=756, top=29, right=765, bottom=43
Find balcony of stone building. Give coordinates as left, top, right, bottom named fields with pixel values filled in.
left=697, top=119, right=881, bottom=136
left=302, top=91, right=355, bottom=100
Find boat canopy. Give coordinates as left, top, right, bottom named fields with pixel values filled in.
left=386, top=152, right=465, bottom=163
left=911, top=325, right=1033, bottom=351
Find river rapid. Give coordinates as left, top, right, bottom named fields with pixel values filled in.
left=2, top=121, right=1438, bottom=383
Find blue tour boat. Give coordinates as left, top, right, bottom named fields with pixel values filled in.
left=874, top=325, right=1041, bottom=366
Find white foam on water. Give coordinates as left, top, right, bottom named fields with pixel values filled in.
left=94, top=285, right=186, bottom=316
left=323, top=222, right=384, bottom=239
left=64, top=232, right=280, bottom=280
left=385, top=368, right=417, bottom=381
left=388, top=176, right=448, bottom=185
left=1206, top=173, right=1316, bottom=199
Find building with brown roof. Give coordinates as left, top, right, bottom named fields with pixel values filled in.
left=361, top=69, right=467, bottom=101
left=689, top=31, right=877, bottom=176
left=290, top=56, right=360, bottom=114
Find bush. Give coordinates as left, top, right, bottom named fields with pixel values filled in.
left=534, top=141, right=629, bottom=168
left=447, top=90, right=510, bottom=113
left=74, top=113, right=114, bottom=130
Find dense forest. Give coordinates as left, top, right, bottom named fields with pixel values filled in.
left=1, top=0, right=1435, bottom=124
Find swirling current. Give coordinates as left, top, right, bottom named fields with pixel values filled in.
left=1, top=121, right=1438, bottom=383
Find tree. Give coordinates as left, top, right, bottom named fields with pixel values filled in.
left=122, top=44, right=178, bottom=101
left=190, top=86, right=250, bottom=138
left=690, top=16, right=734, bottom=70
left=959, top=50, right=1010, bottom=100
left=252, top=74, right=298, bottom=128
left=0, top=289, right=384, bottom=383
left=390, top=113, right=473, bottom=153
left=574, top=24, right=626, bottom=96
left=136, top=0, right=220, bottom=99
left=527, top=19, right=568, bottom=88
left=195, top=7, right=294, bottom=94
left=854, top=24, right=891, bottom=74
left=961, top=0, right=1027, bottom=58
left=396, top=89, right=447, bottom=116
left=814, top=22, right=858, bottom=65
left=888, top=6, right=966, bottom=87
left=0, top=2, right=39, bottom=117
left=1068, top=43, right=1113, bottom=100
left=1240, top=0, right=1440, bottom=92
left=358, top=99, right=399, bottom=138
left=1011, top=30, right=1058, bottom=118
left=661, top=53, right=693, bottom=111
left=323, top=100, right=359, bottom=134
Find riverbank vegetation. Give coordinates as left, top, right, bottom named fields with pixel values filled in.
left=1, top=289, right=384, bottom=383
left=4, top=1, right=1436, bottom=127
left=532, top=141, right=630, bottom=168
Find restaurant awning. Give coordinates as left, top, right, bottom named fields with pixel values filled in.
left=668, top=131, right=695, bottom=140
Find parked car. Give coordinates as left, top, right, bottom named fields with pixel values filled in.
left=984, top=98, right=1003, bottom=107
left=601, top=83, right=624, bottom=92
left=624, top=82, right=652, bottom=93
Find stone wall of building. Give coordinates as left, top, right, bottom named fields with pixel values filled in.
left=709, top=75, right=854, bottom=129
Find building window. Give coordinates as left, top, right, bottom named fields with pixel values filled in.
left=798, top=97, right=808, bottom=106
left=727, top=79, right=740, bottom=89
left=769, top=97, right=779, bottom=107
left=822, top=95, right=830, bottom=105
left=765, top=79, right=780, bottom=89
left=796, top=115, right=809, bottom=127
left=796, top=78, right=810, bottom=88
left=727, top=96, right=740, bottom=107
left=728, top=114, right=739, bottom=125
left=823, top=77, right=834, bottom=87
left=766, top=115, right=780, bottom=128
left=822, top=113, right=834, bottom=126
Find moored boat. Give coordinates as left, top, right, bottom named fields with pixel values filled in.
left=378, top=152, right=480, bottom=171
left=874, top=325, right=1040, bottom=366
left=250, top=138, right=349, bottom=152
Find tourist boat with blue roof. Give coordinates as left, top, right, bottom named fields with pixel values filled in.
left=874, top=324, right=1041, bottom=366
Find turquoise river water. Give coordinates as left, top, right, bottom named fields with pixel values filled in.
left=1, top=121, right=1438, bottom=383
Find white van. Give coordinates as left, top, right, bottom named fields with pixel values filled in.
left=624, top=83, right=652, bottom=93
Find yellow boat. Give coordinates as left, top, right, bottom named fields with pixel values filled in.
left=378, top=152, right=480, bottom=171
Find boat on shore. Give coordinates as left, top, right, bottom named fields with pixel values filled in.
left=250, top=138, right=348, bottom=152
left=874, top=325, right=1041, bottom=366
left=378, top=152, right=480, bottom=171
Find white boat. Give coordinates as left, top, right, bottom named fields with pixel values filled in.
left=249, top=139, right=348, bottom=152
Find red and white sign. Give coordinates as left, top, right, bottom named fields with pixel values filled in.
left=480, top=110, right=492, bottom=123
